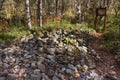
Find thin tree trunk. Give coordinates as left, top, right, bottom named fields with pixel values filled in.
left=37, top=0, right=42, bottom=27
left=81, top=0, right=88, bottom=21
left=61, top=0, right=65, bottom=16
left=55, top=0, right=58, bottom=15
left=26, top=0, right=32, bottom=29
left=75, top=0, right=82, bottom=23
left=46, top=0, right=50, bottom=15
left=0, top=0, right=5, bottom=11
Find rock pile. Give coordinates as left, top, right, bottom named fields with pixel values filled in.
left=0, top=29, right=106, bottom=80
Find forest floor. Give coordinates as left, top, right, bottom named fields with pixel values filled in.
left=91, top=32, right=120, bottom=79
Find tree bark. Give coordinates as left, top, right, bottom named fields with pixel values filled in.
left=46, top=0, right=51, bottom=15
left=75, top=0, right=82, bottom=23
left=0, top=0, right=5, bottom=11
left=26, top=0, right=32, bottom=29
left=55, top=0, right=58, bottom=15
left=61, top=0, right=65, bottom=16
left=37, top=0, right=42, bottom=27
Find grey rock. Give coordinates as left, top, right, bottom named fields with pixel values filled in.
left=13, top=65, right=20, bottom=73
left=34, top=69, right=40, bottom=74
left=48, top=69, right=55, bottom=77
left=61, top=67, right=66, bottom=72
left=0, top=70, right=8, bottom=76
left=37, top=63, right=46, bottom=73
left=67, top=64, right=75, bottom=70
left=25, top=55, right=32, bottom=58
left=47, top=60, right=55, bottom=67
left=109, top=71, right=116, bottom=76
left=80, top=59, right=85, bottom=66
left=31, top=61, right=36, bottom=68
left=30, top=74, right=41, bottom=80
left=41, top=73, right=50, bottom=80
left=46, top=55, right=54, bottom=60
left=8, top=74, right=18, bottom=80
left=55, top=47, right=66, bottom=54
left=56, top=73, right=65, bottom=80
left=21, top=36, right=28, bottom=43
left=2, top=63, right=9, bottom=70
left=87, top=60, right=96, bottom=69
left=78, top=70, right=102, bottom=80
left=78, top=73, right=85, bottom=80
left=66, top=69, right=74, bottom=75
left=52, top=76, right=60, bottom=80
left=106, top=71, right=118, bottom=80
left=78, top=46, right=87, bottom=56
left=76, top=64, right=81, bottom=69
left=47, top=48, right=56, bottom=55
left=0, top=77, right=6, bottom=80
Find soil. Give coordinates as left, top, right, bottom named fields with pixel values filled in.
left=90, top=32, right=120, bottom=79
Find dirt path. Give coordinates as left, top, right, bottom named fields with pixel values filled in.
left=91, top=32, right=120, bottom=79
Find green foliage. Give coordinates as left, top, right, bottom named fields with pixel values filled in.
left=0, top=0, right=16, bottom=19
left=0, top=20, right=94, bottom=42
left=0, top=25, right=31, bottom=42
left=103, top=16, right=120, bottom=61
left=104, top=16, right=120, bottom=40
left=42, top=20, right=94, bottom=32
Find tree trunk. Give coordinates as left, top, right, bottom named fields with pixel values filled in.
left=61, top=0, right=65, bottom=16
left=37, top=0, right=42, bottom=27
left=46, top=0, right=51, bottom=15
left=81, top=0, right=88, bottom=21
left=0, top=0, right=5, bottom=11
left=55, top=0, right=58, bottom=15
left=25, top=0, right=32, bottom=29
left=75, top=0, right=82, bottom=23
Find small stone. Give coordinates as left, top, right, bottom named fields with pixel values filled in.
left=31, top=61, right=36, bottom=67
left=78, top=46, right=87, bottom=56
left=55, top=47, right=66, bottom=54
left=78, top=73, right=85, bottom=80
left=46, top=55, right=54, bottom=60
left=21, top=36, right=28, bottom=42
left=41, top=73, right=50, bottom=80
left=106, top=71, right=118, bottom=80
left=13, top=65, right=20, bottom=73
left=3, top=63, right=9, bottom=69
left=76, top=64, right=81, bottom=69
left=74, top=72, right=80, bottom=78
left=47, top=48, right=55, bottom=55
left=48, top=69, right=54, bottom=77
left=61, top=67, right=66, bottom=72
left=0, top=70, right=8, bottom=76
left=26, top=55, right=32, bottom=58
left=56, top=73, right=65, bottom=80
left=8, top=74, right=18, bottom=80
left=38, top=47, right=44, bottom=53
left=67, top=64, right=75, bottom=70
left=66, top=69, right=74, bottom=75
left=81, top=65, right=88, bottom=73
left=47, top=60, right=55, bottom=67
left=87, top=60, right=96, bottom=69
left=109, top=71, right=116, bottom=76
left=8, top=48, right=15, bottom=53
left=0, top=77, right=6, bottom=80
left=34, top=69, right=40, bottom=74
left=38, top=63, right=46, bottom=73
left=30, top=74, right=41, bottom=80
left=52, top=76, right=60, bottom=80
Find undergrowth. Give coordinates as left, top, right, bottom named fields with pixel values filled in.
left=0, top=20, right=94, bottom=42
left=103, top=15, right=120, bottom=62
left=0, top=25, right=31, bottom=42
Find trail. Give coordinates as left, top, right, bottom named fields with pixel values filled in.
left=91, top=32, right=120, bottom=79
